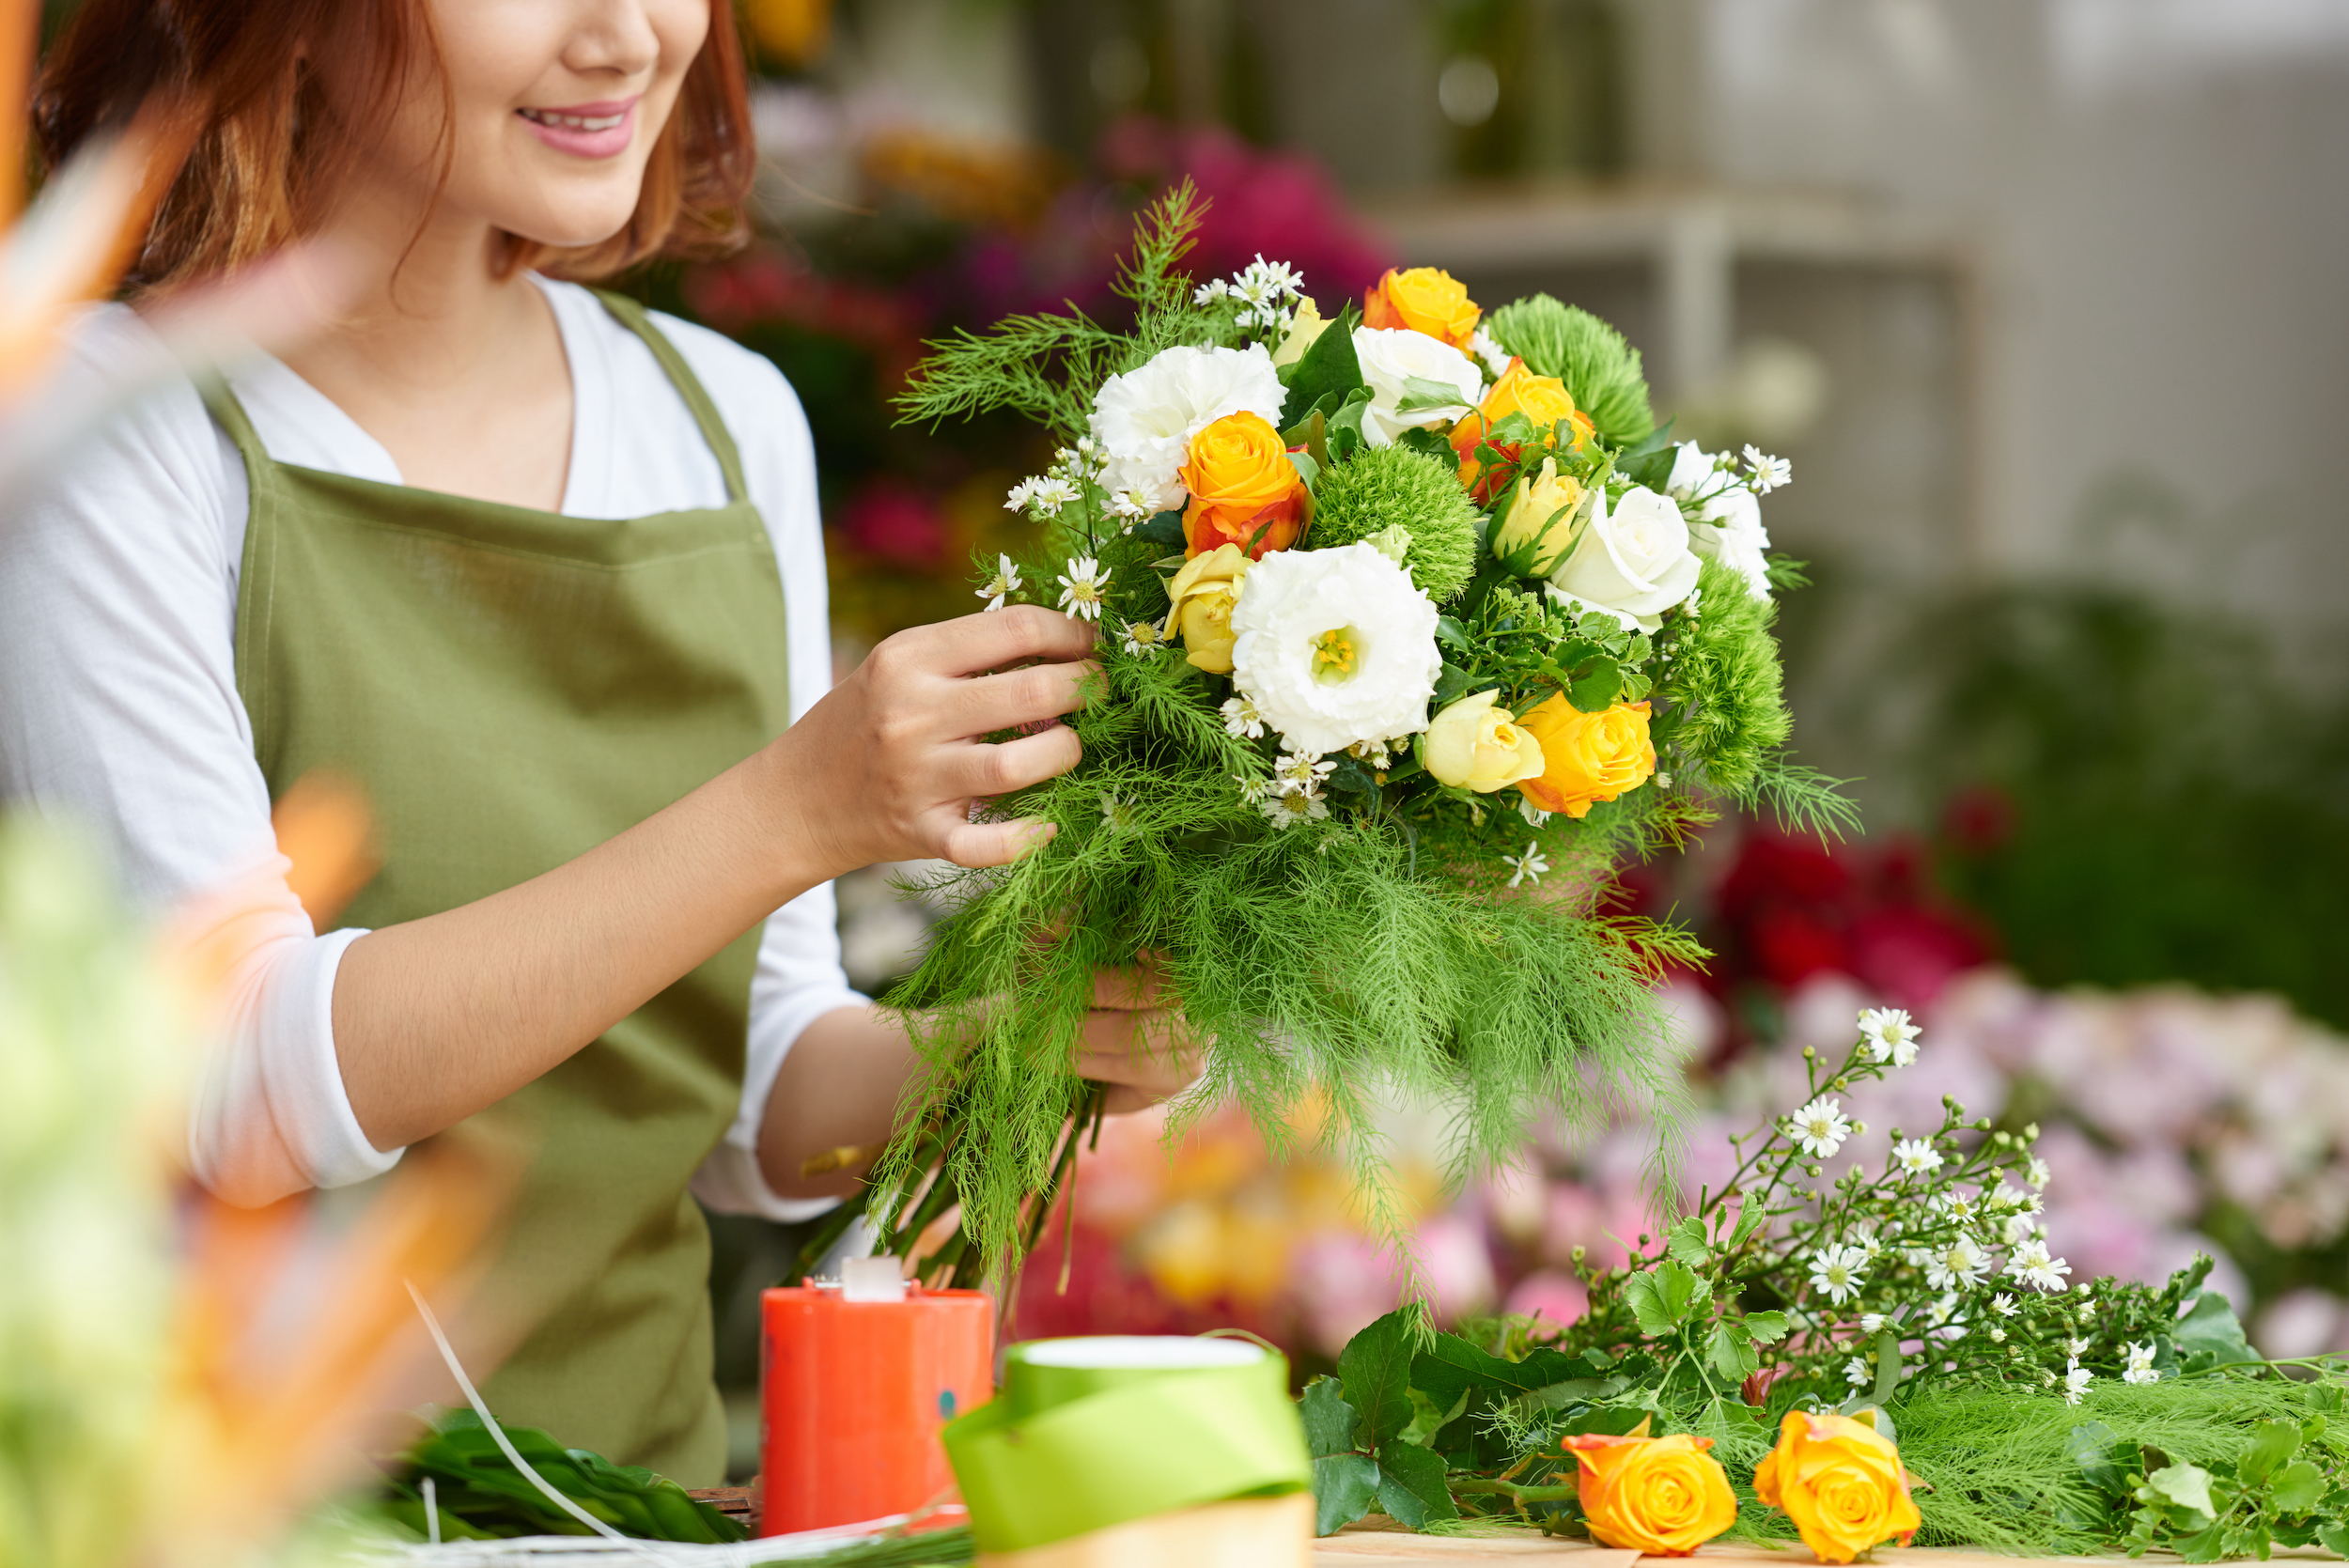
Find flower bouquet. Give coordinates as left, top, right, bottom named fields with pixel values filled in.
left=816, top=185, right=1852, bottom=1287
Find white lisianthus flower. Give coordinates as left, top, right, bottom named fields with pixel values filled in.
left=1688, top=483, right=1774, bottom=603
left=1229, top=542, right=1442, bottom=757
left=1546, top=485, right=1703, bottom=632
left=1351, top=326, right=1482, bottom=447
left=1089, top=342, right=1287, bottom=514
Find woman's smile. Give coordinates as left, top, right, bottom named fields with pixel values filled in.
left=517, top=97, right=639, bottom=159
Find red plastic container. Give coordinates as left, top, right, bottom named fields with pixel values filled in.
left=757, top=1281, right=994, bottom=1535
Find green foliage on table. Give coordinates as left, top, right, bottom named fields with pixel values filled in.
left=377, top=1410, right=746, bottom=1543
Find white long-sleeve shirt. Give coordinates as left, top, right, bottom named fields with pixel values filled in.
left=0, top=277, right=861, bottom=1217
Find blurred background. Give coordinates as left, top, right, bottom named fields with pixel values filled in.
left=675, top=0, right=2349, bottom=1477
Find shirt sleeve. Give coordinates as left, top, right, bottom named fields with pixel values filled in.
left=660, top=311, right=871, bottom=1220
left=0, top=306, right=398, bottom=1205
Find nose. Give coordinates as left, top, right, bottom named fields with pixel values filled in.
left=561, top=0, right=662, bottom=81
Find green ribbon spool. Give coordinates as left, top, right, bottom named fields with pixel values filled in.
left=942, top=1336, right=1312, bottom=1554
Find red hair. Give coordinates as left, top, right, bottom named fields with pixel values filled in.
left=33, top=0, right=755, bottom=294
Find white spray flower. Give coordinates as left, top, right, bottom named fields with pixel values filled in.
left=1925, top=1234, right=1991, bottom=1291
left=1089, top=342, right=1288, bottom=514
left=1229, top=542, right=1442, bottom=757
left=1351, top=326, right=1483, bottom=447
left=1057, top=557, right=1111, bottom=622
left=2007, top=1238, right=2072, bottom=1293
left=1121, top=618, right=1166, bottom=658
left=1221, top=693, right=1267, bottom=739
left=1517, top=795, right=1552, bottom=829
left=976, top=554, right=1023, bottom=612
left=1469, top=327, right=1515, bottom=379
left=1259, top=788, right=1330, bottom=829
left=1503, top=843, right=1549, bottom=889
left=1789, top=1096, right=1853, bottom=1158
left=1844, top=1357, right=1871, bottom=1388
left=1891, top=1139, right=1944, bottom=1177
left=1744, top=444, right=1793, bottom=492
left=1271, top=748, right=1337, bottom=798
left=1858, top=1007, right=1921, bottom=1066
left=1688, top=483, right=1774, bottom=603
left=1991, top=1293, right=2019, bottom=1318
left=2063, top=1362, right=2093, bottom=1405
left=2026, top=1157, right=2052, bottom=1190
left=2123, top=1343, right=2160, bottom=1386
left=1666, top=441, right=1734, bottom=504
left=1810, top=1244, right=1870, bottom=1306
left=1859, top=1312, right=1889, bottom=1334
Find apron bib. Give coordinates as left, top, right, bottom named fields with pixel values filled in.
left=216, top=292, right=791, bottom=1483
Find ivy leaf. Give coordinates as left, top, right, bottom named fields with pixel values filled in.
left=1312, top=1452, right=1381, bottom=1537
left=2273, top=1459, right=2326, bottom=1514
left=1299, top=1376, right=1361, bottom=1459
left=1396, top=425, right=1455, bottom=461
left=1705, top=1322, right=1760, bottom=1385
left=1374, top=1441, right=1459, bottom=1529
left=1338, top=1309, right=1418, bottom=1450
left=1665, top=1216, right=1710, bottom=1267
left=1743, top=1311, right=1791, bottom=1344
left=2141, top=1463, right=2218, bottom=1524
left=2239, top=1418, right=2303, bottom=1487
left=2175, top=1291, right=2255, bottom=1374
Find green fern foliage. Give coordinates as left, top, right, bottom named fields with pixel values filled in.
left=1307, top=443, right=1481, bottom=601
left=1485, top=294, right=1656, bottom=446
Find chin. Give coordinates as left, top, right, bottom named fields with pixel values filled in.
left=504, top=206, right=639, bottom=253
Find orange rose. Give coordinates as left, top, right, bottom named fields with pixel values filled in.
left=1561, top=1432, right=1738, bottom=1557
left=1361, top=266, right=1480, bottom=350
left=1450, top=357, right=1595, bottom=502
left=1179, top=411, right=1308, bottom=560
left=1752, top=1410, right=1922, bottom=1564
left=1517, top=697, right=1655, bottom=818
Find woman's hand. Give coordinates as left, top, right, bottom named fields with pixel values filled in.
left=1077, top=960, right=1202, bottom=1114
left=769, top=606, right=1098, bottom=877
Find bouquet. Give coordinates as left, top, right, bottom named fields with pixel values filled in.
left=815, top=186, right=1852, bottom=1287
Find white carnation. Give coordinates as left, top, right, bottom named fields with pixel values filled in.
left=1229, top=542, right=1441, bottom=757
left=1546, top=484, right=1703, bottom=632
left=1351, top=327, right=1482, bottom=448
left=1089, top=343, right=1288, bottom=515
left=1688, top=484, right=1773, bottom=602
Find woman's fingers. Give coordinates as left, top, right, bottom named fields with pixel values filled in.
left=905, top=605, right=1097, bottom=680
left=950, top=658, right=1096, bottom=739
left=942, top=725, right=1082, bottom=801
left=940, top=816, right=1058, bottom=869
left=1090, top=958, right=1169, bottom=1011
left=1074, top=1003, right=1202, bottom=1105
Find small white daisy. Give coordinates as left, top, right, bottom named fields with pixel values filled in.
left=1936, top=1188, right=1982, bottom=1225
left=1057, top=556, right=1110, bottom=622
left=1258, top=789, right=1330, bottom=829
left=2065, top=1337, right=2090, bottom=1358
left=1193, top=278, right=1230, bottom=303
left=1844, top=1357, right=1871, bottom=1388
left=1517, top=795, right=1552, bottom=829
left=1108, top=487, right=1154, bottom=523
left=2062, top=1362, right=2093, bottom=1406
left=1221, top=694, right=1267, bottom=739
left=1890, top=1138, right=1944, bottom=1177
left=1925, top=1234, right=1990, bottom=1291
left=1469, top=327, right=1515, bottom=379
left=1809, top=1244, right=1870, bottom=1306
left=1859, top=1312, right=1888, bottom=1334
left=976, top=553, right=1023, bottom=612
left=1858, top=1006, right=1921, bottom=1066
left=1271, top=749, right=1336, bottom=797
left=2007, top=1238, right=2072, bottom=1293
left=1120, top=619, right=1166, bottom=658
left=1743, top=444, right=1793, bottom=493
left=1789, top=1096, right=1853, bottom=1158
left=2123, top=1342, right=2159, bottom=1386
left=1098, top=792, right=1137, bottom=831
left=2026, top=1156, right=2052, bottom=1189
left=1503, top=842, right=1549, bottom=890
left=1991, top=1293, right=2018, bottom=1319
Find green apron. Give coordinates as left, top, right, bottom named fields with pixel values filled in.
left=214, top=292, right=792, bottom=1483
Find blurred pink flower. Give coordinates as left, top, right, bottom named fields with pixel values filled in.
left=1504, top=1270, right=1590, bottom=1329
left=1292, top=1232, right=1400, bottom=1357
left=2256, top=1287, right=2344, bottom=1360
left=836, top=477, right=952, bottom=569
left=1419, top=1212, right=1499, bottom=1324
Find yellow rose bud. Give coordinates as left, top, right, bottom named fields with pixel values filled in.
left=1561, top=1432, right=1739, bottom=1557
left=1450, top=357, right=1595, bottom=500
left=1179, top=411, right=1309, bottom=560
left=1493, top=458, right=1584, bottom=577
left=1270, top=297, right=1330, bottom=368
left=1517, top=696, right=1655, bottom=818
left=1361, top=266, right=1481, bottom=350
left=1423, top=689, right=1547, bottom=794
left=1161, top=543, right=1250, bottom=673
left=1752, top=1410, right=1923, bottom=1565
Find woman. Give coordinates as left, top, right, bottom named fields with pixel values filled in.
left=0, top=0, right=1189, bottom=1483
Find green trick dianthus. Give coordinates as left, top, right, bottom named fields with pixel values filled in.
left=1485, top=294, right=1656, bottom=447
left=1308, top=444, right=1479, bottom=602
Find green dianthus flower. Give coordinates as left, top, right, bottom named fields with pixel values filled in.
left=1308, top=444, right=1479, bottom=602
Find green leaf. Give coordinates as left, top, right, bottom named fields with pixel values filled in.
left=2175, top=1290, right=2256, bottom=1373
left=1872, top=1328, right=1903, bottom=1407
left=1410, top=1334, right=1595, bottom=1410
left=1395, top=374, right=1472, bottom=414
left=1338, top=1309, right=1418, bottom=1450
left=1399, top=1385, right=1469, bottom=1449
left=1131, top=508, right=1187, bottom=549
left=1705, top=1322, right=1760, bottom=1385
left=1728, top=1197, right=1768, bottom=1250
left=1430, top=662, right=1476, bottom=712
left=2273, top=1459, right=2326, bottom=1514
left=1553, top=1404, right=1654, bottom=1437
left=1743, top=1311, right=1791, bottom=1344
left=2069, top=1421, right=2129, bottom=1497
left=1434, top=617, right=1478, bottom=658
left=1374, top=1441, right=1459, bottom=1529
left=2240, top=1419, right=2304, bottom=1487
left=1287, top=449, right=1321, bottom=490
left=2312, top=1521, right=2349, bottom=1558
left=1299, top=1376, right=1362, bottom=1459
left=1312, top=1452, right=1381, bottom=1537
left=1665, top=1216, right=1710, bottom=1267
left=2143, top=1463, right=2218, bottom=1524
left=2174, top=1523, right=2226, bottom=1563
left=1623, top=1259, right=1711, bottom=1338
left=1280, top=302, right=1364, bottom=428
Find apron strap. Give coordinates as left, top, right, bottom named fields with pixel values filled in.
left=593, top=290, right=752, bottom=506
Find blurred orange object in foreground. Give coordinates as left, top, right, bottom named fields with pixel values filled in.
left=760, top=1278, right=993, bottom=1535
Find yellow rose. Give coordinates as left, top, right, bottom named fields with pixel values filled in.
left=1271, top=297, right=1330, bottom=368
left=1423, top=689, right=1547, bottom=794
left=1160, top=544, right=1250, bottom=673
left=1178, top=411, right=1309, bottom=560
left=1752, top=1410, right=1922, bottom=1565
left=1492, top=458, right=1584, bottom=577
left=1451, top=357, right=1595, bottom=501
left=1517, top=696, right=1655, bottom=818
left=1361, top=266, right=1481, bottom=350
left=1561, top=1432, right=1739, bottom=1557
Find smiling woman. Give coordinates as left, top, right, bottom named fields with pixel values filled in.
left=2, top=0, right=1197, bottom=1486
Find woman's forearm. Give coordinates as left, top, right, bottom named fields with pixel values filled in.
left=333, top=744, right=826, bottom=1151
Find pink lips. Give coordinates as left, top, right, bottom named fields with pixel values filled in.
left=517, top=98, right=638, bottom=160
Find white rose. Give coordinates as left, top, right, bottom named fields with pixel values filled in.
left=1230, top=542, right=1442, bottom=757
left=1546, top=484, right=1702, bottom=632
left=1090, top=343, right=1288, bottom=514
left=1351, top=327, right=1482, bottom=448
left=1689, top=484, right=1773, bottom=601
